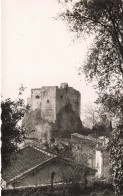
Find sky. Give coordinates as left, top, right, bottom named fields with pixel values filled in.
left=1, top=0, right=97, bottom=119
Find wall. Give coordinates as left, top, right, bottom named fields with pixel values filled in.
left=31, top=87, right=57, bottom=122
left=56, top=86, right=80, bottom=117
left=35, top=123, right=52, bottom=143
left=11, top=161, right=70, bottom=187
left=95, top=150, right=103, bottom=177
left=71, top=134, right=96, bottom=168
left=72, top=143, right=96, bottom=169
left=25, top=84, right=81, bottom=144
left=102, top=152, right=111, bottom=181
left=41, top=87, right=57, bottom=122
left=29, top=84, right=81, bottom=122
left=31, top=89, right=42, bottom=111
left=24, top=121, right=52, bottom=145
left=71, top=134, right=96, bottom=149
left=71, top=134, right=111, bottom=180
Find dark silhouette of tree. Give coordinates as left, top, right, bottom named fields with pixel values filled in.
left=59, top=1, right=123, bottom=195
left=107, top=124, right=123, bottom=196
left=1, top=85, right=28, bottom=169
left=60, top=0, right=123, bottom=121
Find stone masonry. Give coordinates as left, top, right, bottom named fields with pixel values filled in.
left=27, top=83, right=81, bottom=122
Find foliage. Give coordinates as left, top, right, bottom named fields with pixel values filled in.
left=61, top=164, right=88, bottom=196
left=82, top=104, right=101, bottom=128
left=82, top=104, right=112, bottom=137
left=1, top=185, right=116, bottom=196
left=82, top=103, right=112, bottom=136
left=1, top=85, right=28, bottom=168
left=60, top=0, right=123, bottom=121
left=93, top=180, right=113, bottom=191
left=59, top=1, right=123, bottom=194
left=58, top=144, right=90, bottom=195
left=107, top=124, right=123, bottom=196
left=92, top=122, right=112, bottom=137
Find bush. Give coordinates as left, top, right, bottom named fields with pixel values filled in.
left=102, top=189, right=112, bottom=195
left=68, top=183, right=82, bottom=196
left=93, top=181, right=113, bottom=191
left=90, top=193, right=97, bottom=196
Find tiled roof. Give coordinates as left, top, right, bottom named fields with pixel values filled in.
left=71, top=133, right=98, bottom=143
left=2, top=146, right=55, bottom=183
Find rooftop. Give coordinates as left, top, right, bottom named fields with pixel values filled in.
left=2, top=146, right=55, bottom=183
left=71, top=133, right=97, bottom=143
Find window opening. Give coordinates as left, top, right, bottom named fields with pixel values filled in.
left=36, top=95, right=40, bottom=99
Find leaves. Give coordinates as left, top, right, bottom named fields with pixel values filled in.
left=1, top=87, right=28, bottom=168
left=59, top=1, right=123, bottom=194
left=107, top=125, right=123, bottom=195
left=60, top=0, right=123, bottom=122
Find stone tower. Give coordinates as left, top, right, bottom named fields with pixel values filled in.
left=27, top=83, right=81, bottom=122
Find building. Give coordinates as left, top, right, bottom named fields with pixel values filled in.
left=71, top=133, right=110, bottom=179
left=71, top=133, right=97, bottom=169
left=2, top=146, right=96, bottom=188
left=27, top=83, right=81, bottom=122
left=23, top=83, right=81, bottom=145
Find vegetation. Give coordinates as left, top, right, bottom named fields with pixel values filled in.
left=60, top=0, right=123, bottom=121
left=22, top=103, right=93, bottom=140
left=83, top=104, right=112, bottom=137
left=61, top=164, right=89, bottom=196
left=1, top=85, right=28, bottom=168
left=1, top=182, right=115, bottom=196
left=59, top=0, right=123, bottom=195
left=107, top=124, right=123, bottom=196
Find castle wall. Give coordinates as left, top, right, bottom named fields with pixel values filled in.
left=67, top=87, right=81, bottom=116
left=56, top=86, right=81, bottom=117
left=35, top=123, right=52, bottom=143
left=31, top=87, right=57, bottom=122
left=25, top=84, right=82, bottom=146
left=31, top=89, right=42, bottom=111
left=29, top=84, right=81, bottom=122
left=41, top=87, right=57, bottom=122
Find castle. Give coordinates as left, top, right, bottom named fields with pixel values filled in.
left=2, top=83, right=110, bottom=190
left=27, top=83, right=81, bottom=122
left=24, top=84, right=109, bottom=180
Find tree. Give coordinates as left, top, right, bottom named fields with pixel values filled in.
left=60, top=0, right=123, bottom=121
left=1, top=85, right=28, bottom=168
left=61, top=164, right=88, bottom=196
left=59, top=0, right=123, bottom=194
left=82, top=103, right=112, bottom=137
left=82, top=103, right=105, bottom=128
left=107, top=124, right=123, bottom=196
